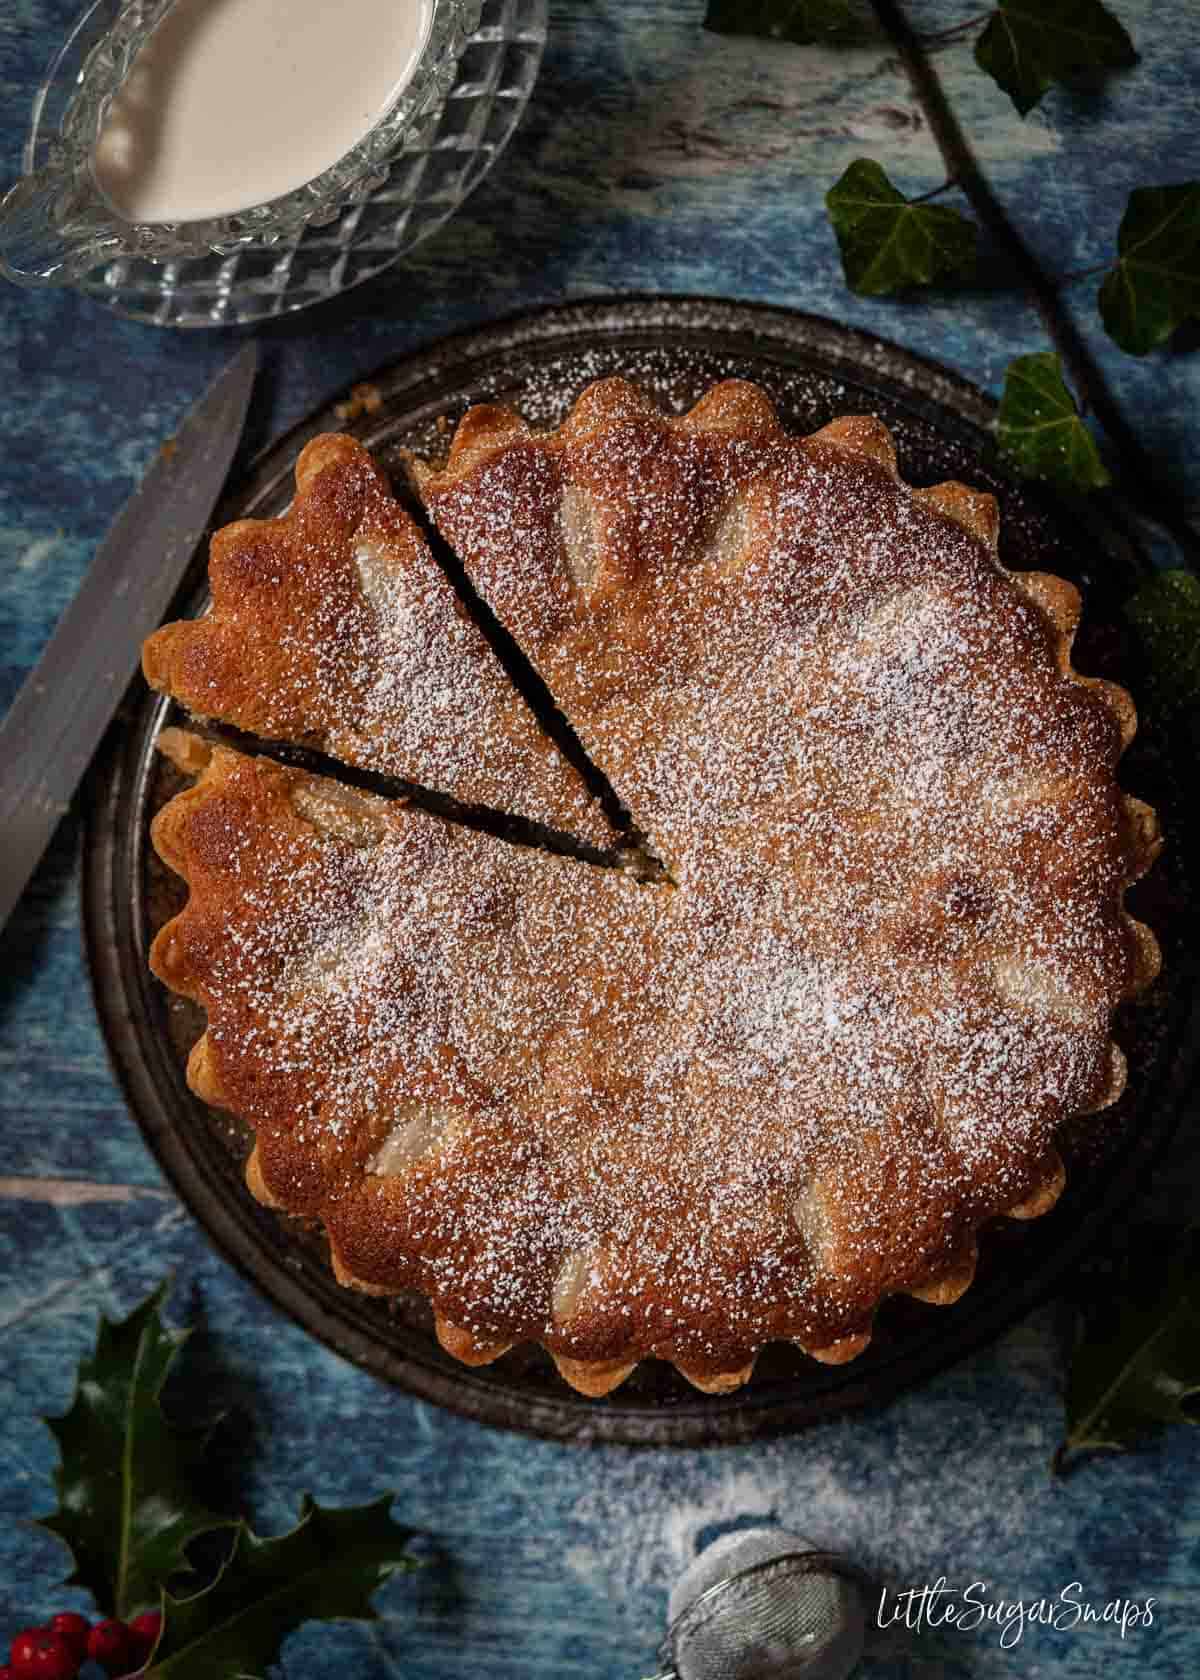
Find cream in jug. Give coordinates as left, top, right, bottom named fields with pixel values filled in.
left=92, top=0, right=433, bottom=224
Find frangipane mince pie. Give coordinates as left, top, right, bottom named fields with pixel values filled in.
left=144, top=379, right=1161, bottom=1396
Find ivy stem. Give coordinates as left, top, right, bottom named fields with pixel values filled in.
left=910, top=179, right=956, bottom=202
left=867, top=0, right=1200, bottom=566
left=920, top=11, right=992, bottom=47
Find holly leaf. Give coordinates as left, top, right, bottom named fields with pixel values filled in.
left=995, top=352, right=1110, bottom=491
left=1123, top=568, right=1200, bottom=717
left=147, top=1496, right=418, bottom=1679
left=975, top=0, right=1137, bottom=117
left=1056, top=1227, right=1200, bottom=1473
left=825, top=160, right=977, bottom=294
left=703, top=0, right=873, bottom=45
left=38, top=1282, right=233, bottom=1620
left=1098, top=183, right=1200, bottom=355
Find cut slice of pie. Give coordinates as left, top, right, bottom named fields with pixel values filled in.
left=143, top=433, right=611, bottom=845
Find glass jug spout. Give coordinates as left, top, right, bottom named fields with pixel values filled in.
left=0, top=159, right=130, bottom=287
left=0, top=0, right=179, bottom=288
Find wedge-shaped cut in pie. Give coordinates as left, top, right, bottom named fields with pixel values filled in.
left=148, top=381, right=1162, bottom=1399
left=143, top=433, right=609, bottom=844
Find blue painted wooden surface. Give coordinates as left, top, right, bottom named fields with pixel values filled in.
left=2, top=2, right=1199, bottom=1674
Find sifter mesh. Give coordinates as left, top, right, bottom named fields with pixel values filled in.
left=653, top=1529, right=867, bottom=1680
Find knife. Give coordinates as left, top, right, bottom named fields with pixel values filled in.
left=0, top=341, right=258, bottom=933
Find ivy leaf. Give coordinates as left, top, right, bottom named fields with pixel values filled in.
left=147, top=1497, right=418, bottom=1679
left=1098, top=183, right=1200, bottom=355
left=825, top=160, right=977, bottom=295
left=975, top=0, right=1138, bottom=117
left=38, top=1282, right=233, bottom=1620
left=1055, top=1228, right=1200, bottom=1474
left=1123, top=568, right=1200, bottom=717
left=702, top=0, right=872, bottom=45
left=995, top=352, right=1110, bottom=491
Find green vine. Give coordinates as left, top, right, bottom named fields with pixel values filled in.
left=706, top=0, right=1200, bottom=538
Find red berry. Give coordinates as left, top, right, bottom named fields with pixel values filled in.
left=47, top=1618, right=89, bottom=1666
left=8, top=1631, right=42, bottom=1671
left=8, top=1628, right=77, bottom=1680
left=125, top=1612, right=162, bottom=1669
left=0, top=1664, right=13, bottom=1680
left=85, top=1620, right=129, bottom=1675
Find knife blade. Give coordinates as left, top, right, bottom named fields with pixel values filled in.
left=0, top=341, right=258, bottom=933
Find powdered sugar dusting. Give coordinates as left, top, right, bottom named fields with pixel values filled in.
left=147, top=438, right=608, bottom=844
left=156, top=380, right=1150, bottom=1382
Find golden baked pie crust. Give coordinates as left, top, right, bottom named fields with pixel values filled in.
left=148, top=380, right=1161, bottom=1397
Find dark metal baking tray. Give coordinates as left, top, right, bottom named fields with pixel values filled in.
left=82, top=297, right=1198, bottom=1445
